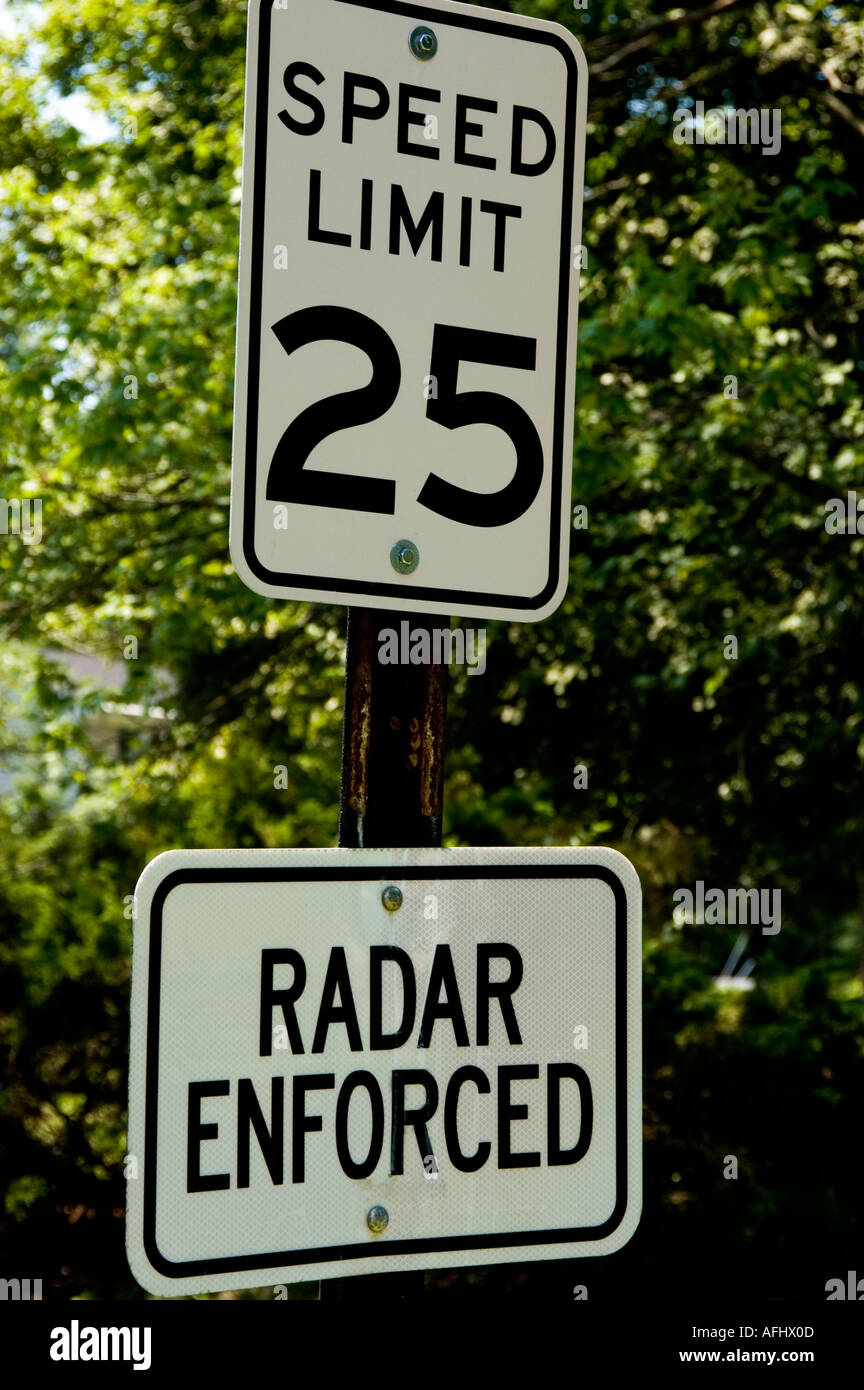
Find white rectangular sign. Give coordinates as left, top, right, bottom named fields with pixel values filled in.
left=127, top=847, right=641, bottom=1293
left=230, top=0, right=588, bottom=622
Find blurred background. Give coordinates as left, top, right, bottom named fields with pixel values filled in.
left=0, top=0, right=861, bottom=1300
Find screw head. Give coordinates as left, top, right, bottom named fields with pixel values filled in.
left=366, top=1204, right=389, bottom=1235
left=390, top=539, right=419, bottom=575
left=409, top=25, right=437, bottom=60
left=381, top=885, right=403, bottom=912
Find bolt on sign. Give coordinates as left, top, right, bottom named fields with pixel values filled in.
left=229, top=0, right=588, bottom=622
left=126, top=847, right=641, bottom=1293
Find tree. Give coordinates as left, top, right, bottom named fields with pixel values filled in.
left=0, top=0, right=860, bottom=1299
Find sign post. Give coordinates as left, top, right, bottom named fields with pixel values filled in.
left=125, top=0, right=644, bottom=1304
left=338, top=609, right=447, bottom=852
left=326, top=605, right=448, bottom=1298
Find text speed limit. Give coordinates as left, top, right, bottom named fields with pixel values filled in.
left=230, top=0, right=588, bottom=620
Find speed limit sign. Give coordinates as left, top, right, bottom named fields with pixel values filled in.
left=230, top=0, right=588, bottom=622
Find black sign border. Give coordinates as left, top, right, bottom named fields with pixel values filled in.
left=240, top=0, right=580, bottom=612
left=141, top=861, right=633, bottom=1279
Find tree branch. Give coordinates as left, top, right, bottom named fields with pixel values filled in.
left=589, top=0, right=755, bottom=76
left=820, top=89, right=864, bottom=139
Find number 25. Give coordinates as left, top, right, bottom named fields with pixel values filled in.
left=265, top=306, right=543, bottom=528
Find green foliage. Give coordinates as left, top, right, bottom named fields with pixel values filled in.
left=0, top=0, right=861, bottom=1299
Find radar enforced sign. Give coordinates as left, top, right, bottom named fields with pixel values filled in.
left=229, top=0, right=588, bottom=622
left=127, top=847, right=641, bottom=1293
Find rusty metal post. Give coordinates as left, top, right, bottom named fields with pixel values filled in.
left=320, top=606, right=448, bottom=1300
left=338, top=608, right=447, bottom=850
